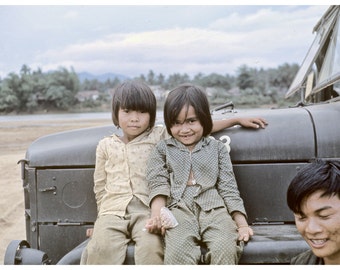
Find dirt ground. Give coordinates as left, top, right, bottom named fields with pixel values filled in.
left=0, top=117, right=112, bottom=264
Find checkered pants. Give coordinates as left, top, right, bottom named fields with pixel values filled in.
left=164, top=186, right=242, bottom=264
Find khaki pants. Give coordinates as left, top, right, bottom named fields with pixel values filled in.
left=80, top=197, right=164, bottom=264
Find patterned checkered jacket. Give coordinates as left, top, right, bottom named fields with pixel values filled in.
left=147, top=136, right=247, bottom=216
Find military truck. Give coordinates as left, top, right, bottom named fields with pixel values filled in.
left=4, top=5, right=340, bottom=265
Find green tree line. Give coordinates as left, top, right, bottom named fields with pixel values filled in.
left=0, top=63, right=300, bottom=114
left=0, top=65, right=80, bottom=113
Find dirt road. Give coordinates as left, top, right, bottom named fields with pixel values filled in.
left=0, top=117, right=112, bottom=264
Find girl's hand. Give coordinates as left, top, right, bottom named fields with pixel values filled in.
left=145, top=216, right=166, bottom=235
left=237, top=226, right=254, bottom=242
left=239, top=117, right=268, bottom=129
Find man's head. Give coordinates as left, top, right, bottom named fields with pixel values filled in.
left=287, top=160, right=339, bottom=214
left=287, top=160, right=340, bottom=264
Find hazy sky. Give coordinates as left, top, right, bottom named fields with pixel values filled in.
left=0, top=3, right=332, bottom=78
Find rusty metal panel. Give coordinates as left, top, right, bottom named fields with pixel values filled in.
left=36, top=169, right=97, bottom=222
left=26, top=125, right=117, bottom=167
left=38, top=224, right=91, bottom=264
left=212, top=107, right=315, bottom=163
left=233, top=163, right=307, bottom=224
left=239, top=224, right=309, bottom=264
left=25, top=167, right=38, bottom=249
left=307, top=102, right=340, bottom=158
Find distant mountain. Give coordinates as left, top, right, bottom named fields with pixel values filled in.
left=77, top=72, right=129, bottom=83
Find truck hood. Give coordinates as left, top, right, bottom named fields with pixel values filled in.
left=26, top=102, right=340, bottom=168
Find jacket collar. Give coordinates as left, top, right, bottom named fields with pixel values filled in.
left=166, top=136, right=210, bottom=152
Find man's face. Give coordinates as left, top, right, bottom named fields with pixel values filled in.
left=294, top=190, right=340, bottom=264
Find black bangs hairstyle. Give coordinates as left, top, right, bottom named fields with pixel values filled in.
left=111, top=80, right=157, bottom=128
left=287, top=159, right=340, bottom=214
left=163, top=83, right=213, bottom=137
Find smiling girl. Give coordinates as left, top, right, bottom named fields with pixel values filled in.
left=146, top=83, right=252, bottom=264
